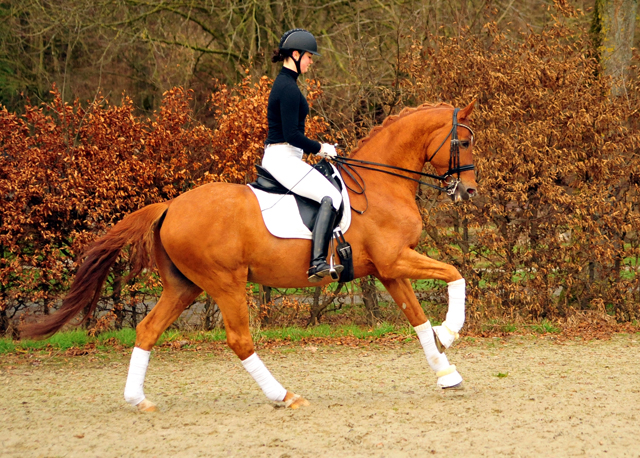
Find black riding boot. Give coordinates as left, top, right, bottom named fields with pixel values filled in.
left=307, top=197, right=343, bottom=283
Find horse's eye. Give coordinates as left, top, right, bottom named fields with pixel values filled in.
left=460, top=140, right=470, bottom=149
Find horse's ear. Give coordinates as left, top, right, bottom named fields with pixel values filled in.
left=458, top=100, right=476, bottom=121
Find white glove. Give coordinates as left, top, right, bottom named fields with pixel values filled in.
left=317, top=143, right=337, bottom=159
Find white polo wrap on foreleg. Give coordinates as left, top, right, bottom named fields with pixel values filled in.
left=414, top=321, right=450, bottom=373
left=241, top=353, right=287, bottom=402
left=445, top=278, right=466, bottom=332
left=124, top=347, right=150, bottom=406
left=433, top=278, right=466, bottom=349
left=415, top=321, right=463, bottom=388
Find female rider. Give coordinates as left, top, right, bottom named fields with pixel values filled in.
left=262, top=29, right=343, bottom=282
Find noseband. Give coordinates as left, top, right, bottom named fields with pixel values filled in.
left=334, top=107, right=475, bottom=203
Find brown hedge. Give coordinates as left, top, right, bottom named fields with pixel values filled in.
left=401, top=23, right=640, bottom=324
left=0, top=77, right=328, bottom=333
left=2, top=21, right=639, bottom=334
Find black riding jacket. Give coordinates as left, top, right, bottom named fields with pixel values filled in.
left=265, top=67, right=321, bottom=154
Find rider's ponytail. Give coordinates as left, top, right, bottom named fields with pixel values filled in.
left=271, top=48, right=289, bottom=63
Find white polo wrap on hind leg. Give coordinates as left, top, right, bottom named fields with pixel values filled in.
left=241, top=353, right=287, bottom=402
left=124, top=347, right=150, bottom=406
left=414, top=320, right=462, bottom=388
left=433, top=278, right=466, bottom=349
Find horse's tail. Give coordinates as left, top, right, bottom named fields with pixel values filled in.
left=21, top=202, right=170, bottom=340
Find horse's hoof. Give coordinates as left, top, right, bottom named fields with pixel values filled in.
left=284, top=394, right=310, bottom=409
left=432, top=324, right=459, bottom=352
left=442, top=382, right=464, bottom=391
left=137, top=398, right=157, bottom=412
left=289, top=397, right=310, bottom=409
left=436, top=365, right=463, bottom=389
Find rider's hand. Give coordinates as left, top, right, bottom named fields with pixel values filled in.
left=317, top=143, right=337, bottom=159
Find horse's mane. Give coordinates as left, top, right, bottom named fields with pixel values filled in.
left=350, top=102, right=453, bottom=156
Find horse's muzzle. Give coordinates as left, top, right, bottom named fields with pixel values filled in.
left=450, top=182, right=477, bottom=202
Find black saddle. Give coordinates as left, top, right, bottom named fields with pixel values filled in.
left=250, top=159, right=344, bottom=232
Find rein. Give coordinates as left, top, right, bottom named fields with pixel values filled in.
left=334, top=108, right=475, bottom=209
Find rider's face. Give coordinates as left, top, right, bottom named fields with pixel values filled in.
left=294, top=51, right=314, bottom=74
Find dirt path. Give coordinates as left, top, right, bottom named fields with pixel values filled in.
left=1, top=334, right=639, bottom=458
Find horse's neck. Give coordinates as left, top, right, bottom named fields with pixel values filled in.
left=353, top=123, right=429, bottom=176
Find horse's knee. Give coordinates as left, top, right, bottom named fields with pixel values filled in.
left=226, top=331, right=254, bottom=360
left=446, top=265, right=463, bottom=282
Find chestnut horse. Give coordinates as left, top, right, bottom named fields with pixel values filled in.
left=22, top=101, right=477, bottom=411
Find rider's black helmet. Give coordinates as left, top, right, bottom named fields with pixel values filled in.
left=278, top=29, right=320, bottom=56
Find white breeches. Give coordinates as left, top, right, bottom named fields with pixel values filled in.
left=262, top=144, right=342, bottom=211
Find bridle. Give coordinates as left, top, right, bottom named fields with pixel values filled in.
left=333, top=108, right=475, bottom=212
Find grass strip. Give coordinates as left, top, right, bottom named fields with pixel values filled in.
left=0, top=322, right=412, bottom=355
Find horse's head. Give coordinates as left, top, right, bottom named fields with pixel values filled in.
left=426, top=101, right=478, bottom=202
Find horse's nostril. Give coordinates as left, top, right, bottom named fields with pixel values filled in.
left=467, top=188, right=477, bottom=197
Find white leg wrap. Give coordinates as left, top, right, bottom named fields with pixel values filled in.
left=241, top=353, right=287, bottom=402
left=415, top=321, right=450, bottom=373
left=433, top=278, right=466, bottom=349
left=124, top=347, right=150, bottom=406
left=445, top=278, right=466, bottom=332
left=415, top=321, right=463, bottom=388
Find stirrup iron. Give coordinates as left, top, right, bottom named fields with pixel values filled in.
left=307, top=262, right=343, bottom=283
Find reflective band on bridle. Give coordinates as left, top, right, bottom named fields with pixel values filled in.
left=334, top=107, right=475, bottom=195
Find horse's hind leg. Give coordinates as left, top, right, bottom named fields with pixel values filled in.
left=197, top=273, right=309, bottom=409
left=124, top=241, right=202, bottom=411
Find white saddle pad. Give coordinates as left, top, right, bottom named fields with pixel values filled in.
left=248, top=165, right=352, bottom=240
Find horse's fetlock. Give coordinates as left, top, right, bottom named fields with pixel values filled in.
left=134, top=325, right=160, bottom=350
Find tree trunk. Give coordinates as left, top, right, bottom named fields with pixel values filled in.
left=592, top=0, right=638, bottom=96
left=309, top=287, right=323, bottom=326
left=258, top=285, right=272, bottom=326
left=112, top=272, right=124, bottom=330
left=360, top=276, right=381, bottom=326
left=203, top=294, right=220, bottom=330
left=307, top=284, right=346, bottom=326
left=0, top=308, right=10, bottom=337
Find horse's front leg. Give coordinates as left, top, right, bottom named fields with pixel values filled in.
left=379, top=277, right=463, bottom=389
left=379, top=247, right=466, bottom=350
